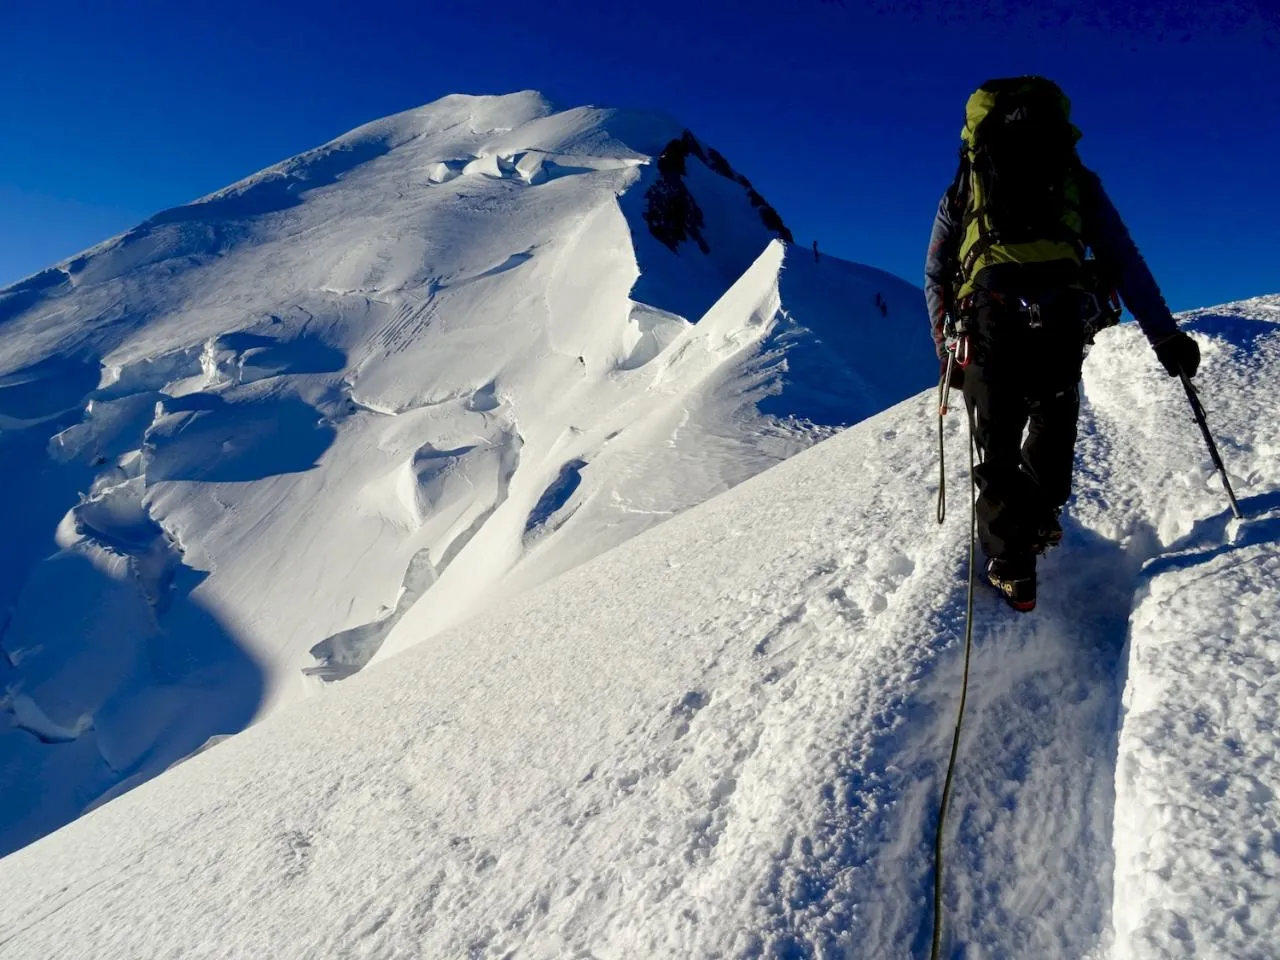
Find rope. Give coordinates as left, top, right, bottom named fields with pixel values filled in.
left=930, top=400, right=978, bottom=960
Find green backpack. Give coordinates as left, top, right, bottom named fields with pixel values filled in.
left=954, top=76, right=1086, bottom=301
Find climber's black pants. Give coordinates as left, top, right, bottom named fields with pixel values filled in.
left=960, top=294, right=1087, bottom=561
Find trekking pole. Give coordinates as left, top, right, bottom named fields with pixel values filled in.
left=936, top=353, right=956, bottom=525
left=936, top=333, right=971, bottom=526
left=1179, top=371, right=1243, bottom=520
left=939, top=353, right=957, bottom=417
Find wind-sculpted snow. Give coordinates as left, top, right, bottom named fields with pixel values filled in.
left=0, top=296, right=1275, bottom=958
left=0, top=92, right=931, bottom=854
left=0, top=357, right=101, bottom=426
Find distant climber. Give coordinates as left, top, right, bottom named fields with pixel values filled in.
left=924, top=76, right=1200, bottom=612
left=813, top=239, right=820, bottom=263
left=875, top=292, right=888, bottom=317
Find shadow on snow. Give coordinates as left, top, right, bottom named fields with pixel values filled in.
left=144, top=390, right=336, bottom=484
left=1141, top=492, right=1280, bottom=581
left=0, top=549, right=265, bottom=858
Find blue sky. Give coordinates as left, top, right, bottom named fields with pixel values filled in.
left=3, top=0, right=1277, bottom=310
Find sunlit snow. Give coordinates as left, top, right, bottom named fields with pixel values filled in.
left=1, top=92, right=1276, bottom=959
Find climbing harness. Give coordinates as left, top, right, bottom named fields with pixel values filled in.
left=1080, top=287, right=1121, bottom=347
left=931, top=367, right=979, bottom=960
left=1180, top=371, right=1244, bottom=520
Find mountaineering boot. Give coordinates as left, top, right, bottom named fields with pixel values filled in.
left=985, top=555, right=1036, bottom=612
left=1031, top=508, right=1064, bottom=554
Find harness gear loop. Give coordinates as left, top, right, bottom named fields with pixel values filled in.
left=1021, top=298, right=1043, bottom=329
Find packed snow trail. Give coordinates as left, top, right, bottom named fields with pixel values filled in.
left=0, top=298, right=1276, bottom=958
left=932, top=301, right=1280, bottom=959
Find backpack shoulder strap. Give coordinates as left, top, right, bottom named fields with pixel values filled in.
left=945, top=146, right=969, bottom=221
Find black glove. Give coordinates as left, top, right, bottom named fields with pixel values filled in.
left=1154, top=332, right=1201, bottom=378
left=940, top=356, right=964, bottom=390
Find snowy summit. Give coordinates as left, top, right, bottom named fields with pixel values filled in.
left=1, top=93, right=1278, bottom=959
left=0, top=92, right=930, bottom=856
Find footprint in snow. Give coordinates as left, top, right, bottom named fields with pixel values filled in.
left=278, top=830, right=315, bottom=882
left=670, top=689, right=711, bottom=741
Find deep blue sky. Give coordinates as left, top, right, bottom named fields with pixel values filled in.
left=3, top=0, right=1277, bottom=310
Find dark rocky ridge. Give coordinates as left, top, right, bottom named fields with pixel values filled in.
left=643, top=130, right=793, bottom=254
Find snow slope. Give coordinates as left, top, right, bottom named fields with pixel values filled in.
left=0, top=93, right=932, bottom=855
left=0, top=296, right=1274, bottom=958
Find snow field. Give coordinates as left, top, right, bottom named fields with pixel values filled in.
left=1, top=296, right=1275, bottom=958
left=0, top=387, right=980, bottom=959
